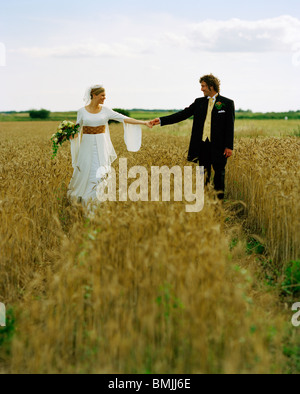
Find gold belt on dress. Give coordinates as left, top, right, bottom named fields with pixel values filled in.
left=83, top=125, right=106, bottom=134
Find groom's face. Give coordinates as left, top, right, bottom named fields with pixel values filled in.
left=201, top=82, right=213, bottom=97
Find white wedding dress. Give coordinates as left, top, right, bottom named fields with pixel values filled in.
left=67, top=106, right=142, bottom=210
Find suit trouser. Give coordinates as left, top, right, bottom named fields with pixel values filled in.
left=198, top=139, right=227, bottom=199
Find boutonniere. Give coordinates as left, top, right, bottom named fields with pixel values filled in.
left=215, top=101, right=225, bottom=110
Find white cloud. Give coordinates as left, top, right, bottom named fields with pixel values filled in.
left=11, top=42, right=138, bottom=58
left=3, top=14, right=300, bottom=112
left=165, top=15, right=300, bottom=52
left=10, top=15, right=300, bottom=60
left=10, top=36, right=159, bottom=59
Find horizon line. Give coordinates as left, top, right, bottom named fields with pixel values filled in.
left=1, top=109, right=300, bottom=114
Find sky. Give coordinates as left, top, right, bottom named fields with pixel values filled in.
left=0, top=0, right=300, bottom=112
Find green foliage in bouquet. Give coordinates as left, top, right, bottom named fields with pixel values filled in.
left=51, top=121, right=81, bottom=159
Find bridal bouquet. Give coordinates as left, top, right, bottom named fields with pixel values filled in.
left=51, top=121, right=81, bottom=159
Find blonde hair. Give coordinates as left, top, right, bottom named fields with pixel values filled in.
left=90, top=87, right=105, bottom=99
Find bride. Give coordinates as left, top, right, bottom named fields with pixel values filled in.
left=67, top=84, right=152, bottom=209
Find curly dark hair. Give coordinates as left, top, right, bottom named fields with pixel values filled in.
left=199, top=74, right=221, bottom=93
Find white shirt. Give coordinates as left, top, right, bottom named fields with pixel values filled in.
left=207, top=93, right=219, bottom=104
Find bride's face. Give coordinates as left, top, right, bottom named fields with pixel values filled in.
left=94, top=91, right=106, bottom=105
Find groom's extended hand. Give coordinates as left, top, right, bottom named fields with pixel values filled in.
left=150, top=118, right=160, bottom=126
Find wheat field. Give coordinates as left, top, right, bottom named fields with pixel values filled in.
left=227, top=137, right=300, bottom=265
left=0, top=120, right=299, bottom=374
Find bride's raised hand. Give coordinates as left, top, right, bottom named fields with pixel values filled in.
left=144, top=121, right=153, bottom=129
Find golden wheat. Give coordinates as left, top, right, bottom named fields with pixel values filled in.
left=0, top=121, right=298, bottom=374
left=155, top=119, right=299, bottom=138
left=226, top=137, right=300, bottom=268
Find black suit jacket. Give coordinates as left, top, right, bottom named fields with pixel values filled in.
left=160, top=95, right=235, bottom=163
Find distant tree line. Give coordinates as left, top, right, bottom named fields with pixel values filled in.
left=29, top=109, right=51, bottom=119
left=236, top=108, right=253, bottom=113
left=1, top=108, right=300, bottom=121
left=1, top=111, right=29, bottom=114
left=130, top=109, right=180, bottom=112
left=236, top=110, right=300, bottom=120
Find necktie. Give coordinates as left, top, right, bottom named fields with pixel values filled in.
left=202, top=98, right=214, bottom=142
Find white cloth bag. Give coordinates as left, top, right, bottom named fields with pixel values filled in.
left=124, top=124, right=142, bottom=152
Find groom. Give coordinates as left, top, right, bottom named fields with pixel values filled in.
left=151, top=74, right=235, bottom=200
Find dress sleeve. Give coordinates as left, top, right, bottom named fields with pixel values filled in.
left=106, top=108, right=129, bottom=122
left=70, top=109, right=83, bottom=169
left=76, top=108, right=84, bottom=127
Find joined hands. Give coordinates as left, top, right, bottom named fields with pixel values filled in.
left=144, top=119, right=160, bottom=128
left=150, top=118, right=160, bottom=127
left=144, top=121, right=153, bottom=129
